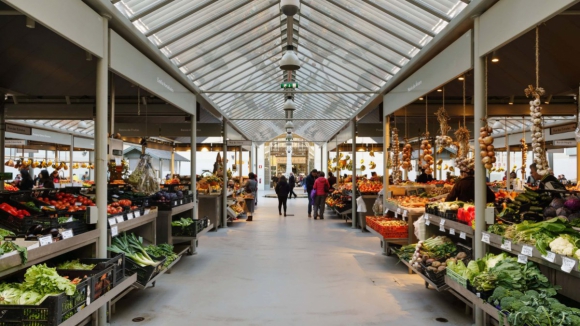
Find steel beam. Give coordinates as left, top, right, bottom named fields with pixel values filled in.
left=144, top=0, right=220, bottom=36
left=406, top=0, right=451, bottom=21
left=361, top=0, right=435, bottom=36
left=203, top=91, right=377, bottom=94
left=129, top=0, right=174, bottom=21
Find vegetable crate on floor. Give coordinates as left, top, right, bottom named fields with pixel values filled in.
left=124, top=255, right=166, bottom=286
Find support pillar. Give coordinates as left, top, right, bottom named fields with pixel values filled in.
left=473, top=16, right=486, bottom=326
left=351, top=120, right=357, bottom=229
left=322, top=143, right=328, bottom=175
left=69, top=135, right=74, bottom=182
left=383, top=115, right=390, bottom=216
left=0, top=96, right=5, bottom=191
left=170, top=148, right=175, bottom=177
left=222, top=123, right=228, bottom=228
left=94, top=14, right=110, bottom=326
left=191, top=114, right=197, bottom=221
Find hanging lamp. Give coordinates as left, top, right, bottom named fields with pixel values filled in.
left=280, top=45, right=300, bottom=71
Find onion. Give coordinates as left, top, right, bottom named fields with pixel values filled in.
left=479, top=144, right=487, bottom=150
left=480, top=150, right=487, bottom=157
left=420, top=144, right=425, bottom=150
left=480, top=127, right=487, bottom=132
left=487, top=145, right=494, bottom=151
left=480, top=131, right=487, bottom=138
left=491, top=157, right=497, bottom=163
left=483, top=136, right=493, bottom=145
left=482, top=156, right=490, bottom=164
left=485, top=163, right=493, bottom=169
left=488, top=151, right=495, bottom=157
left=486, top=126, right=493, bottom=134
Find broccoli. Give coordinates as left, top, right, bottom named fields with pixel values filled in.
left=506, top=300, right=525, bottom=312
left=525, top=290, right=540, bottom=297
left=500, top=297, right=516, bottom=310
left=510, top=290, right=524, bottom=298
left=567, top=315, right=580, bottom=326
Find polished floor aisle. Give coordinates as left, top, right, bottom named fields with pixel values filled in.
left=113, top=191, right=472, bottom=326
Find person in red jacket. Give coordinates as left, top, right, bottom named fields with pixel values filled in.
left=312, top=171, right=330, bottom=220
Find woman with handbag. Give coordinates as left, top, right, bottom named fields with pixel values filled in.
left=243, top=172, right=258, bottom=221
left=312, top=171, right=330, bottom=220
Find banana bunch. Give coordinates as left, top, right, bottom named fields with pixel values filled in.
left=369, top=161, right=376, bottom=169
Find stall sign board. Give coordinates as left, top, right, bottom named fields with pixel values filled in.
left=554, top=140, right=576, bottom=147
left=550, top=124, right=576, bottom=135
left=5, top=140, right=27, bottom=146
left=5, top=124, right=31, bottom=135
left=357, top=124, right=383, bottom=137
left=159, top=123, right=222, bottom=137
left=0, top=173, right=13, bottom=181
left=227, top=140, right=252, bottom=146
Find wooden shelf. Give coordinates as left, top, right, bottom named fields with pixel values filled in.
left=171, top=202, right=194, bottom=215
left=59, top=274, right=138, bottom=326
left=445, top=276, right=509, bottom=326
left=0, top=229, right=100, bottom=278
left=424, top=213, right=474, bottom=238
left=399, top=259, right=449, bottom=292
left=112, top=209, right=158, bottom=234
left=486, top=233, right=580, bottom=278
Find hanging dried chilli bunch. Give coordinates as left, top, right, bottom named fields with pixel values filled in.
left=525, top=85, right=549, bottom=175
left=454, top=125, right=474, bottom=172
left=420, top=133, right=434, bottom=175
left=435, top=107, right=453, bottom=153
left=391, top=128, right=401, bottom=184
left=402, top=139, right=412, bottom=172
left=479, top=118, right=496, bottom=170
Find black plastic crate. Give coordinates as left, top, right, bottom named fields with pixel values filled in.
left=0, top=201, right=42, bottom=234
left=57, top=265, right=114, bottom=302
left=22, top=216, right=89, bottom=237
left=124, top=255, right=166, bottom=287
left=0, top=293, right=66, bottom=326
left=456, top=242, right=473, bottom=258
left=81, top=253, right=125, bottom=286
left=420, top=262, right=446, bottom=286
left=171, top=219, right=205, bottom=237
left=445, top=210, right=458, bottom=221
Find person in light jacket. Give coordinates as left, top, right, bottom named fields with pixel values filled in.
left=312, top=171, right=330, bottom=220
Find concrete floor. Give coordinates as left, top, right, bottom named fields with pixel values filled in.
left=113, top=191, right=473, bottom=326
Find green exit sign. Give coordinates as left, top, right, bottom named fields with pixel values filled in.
left=281, top=82, right=298, bottom=89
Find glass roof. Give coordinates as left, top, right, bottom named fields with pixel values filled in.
left=113, top=0, right=469, bottom=142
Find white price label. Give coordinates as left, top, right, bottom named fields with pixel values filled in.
left=425, top=220, right=430, bottom=226
left=108, top=217, right=117, bottom=226
left=521, top=245, right=534, bottom=257
left=518, top=254, right=528, bottom=264
left=144, top=209, right=150, bottom=216
left=541, top=251, right=556, bottom=263
left=180, top=200, right=184, bottom=205
left=439, top=225, right=445, bottom=232
left=440, top=218, right=446, bottom=226
left=61, top=229, right=74, bottom=240
left=481, top=232, right=490, bottom=244
left=424, top=214, right=429, bottom=221
left=460, top=232, right=467, bottom=240
left=449, top=228, right=455, bottom=235
left=111, top=225, right=119, bottom=237
left=384, top=208, right=389, bottom=215
left=127, top=213, right=133, bottom=220
left=115, top=215, right=125, bottom=224
left=501, top=240, right=512, bottom=251
left=75, top=202, right=82, bottom=206
left=39, top=235, right=53, bottom=247
left=86, top=297, right=91, bottom=306
left=134, top=211, right=141, bottom=218
left=403, top=210, right=408, bottom=218
left=396, top=208, right=401, bottom=215
left=561, top=257, right=576, bottom=273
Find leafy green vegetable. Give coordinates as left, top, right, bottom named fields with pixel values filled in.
left=56, top=259, right=96, bottom=270
left=145, top=244, right=178, bottom=268
left=0, top=241, right=27, bottom=265
left=0, top=228, right=14, bottom=240
left=108, top=232, right=159, bottom=267
left=22, top=264, right=76, bottom=296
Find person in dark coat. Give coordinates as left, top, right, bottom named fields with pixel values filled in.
left=18, top=169, right=33, bottom=191
left=416, top=169, right=430, bottom=183
left=275, top=176, right=291, bottom=216
left=304, top=169, right=318, bottom=217
left=327, top=171, right=337, bottom=189
left=40, top=170, right=55, bottom=189
left=288, top=173, right=297, bottom=199
left=445, top=169, right=495, bottom=203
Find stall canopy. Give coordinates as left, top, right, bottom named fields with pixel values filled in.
left=112, top=0, right=469, bottom=142
left=123, top=146, right=190, bottom=162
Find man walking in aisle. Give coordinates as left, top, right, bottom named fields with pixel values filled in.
left=288, top=173, right=297, bottom=199
left=304, top=169, right=318, bottom=217
left=312, top=171, right=330, bottom=220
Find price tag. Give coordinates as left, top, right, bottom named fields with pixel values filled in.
left=111, top=225, right=119, bottom=237
left=521, top=245, right=534, bottom=257
left=180, top=199, right=184, bottom=205
left=460, top=232, right=467, bottom=240
left=127, top=213, right=133, bottom=220
left=396, top=208, right=401, bottom=215
left=449, top=228, right=455, bottom=235
left=116, top=215, right=125, bottom=224
left=61, top=229, right=74, bottom=240
left=501, top=239, right=512, bottom=251
left=440, top=218, right=446, bottom=226
left=541, top=251, right=556, bottom=263
left=39, top=235, right=53, bottom=247
left=384, top=208, right=389, bottom=215
left=424, top=214, right=429, bottom=221
left=108, top=217, right=117, bottom=226
left=134, top=211, right=141, bottom=218
left=425, top=220, right=430, bottom=226
left=439, top=225, right=445, bottom=232
left=75, top=202, right=82, bottom=206
left=561, top=257, right=576, bottom=273
left=481, top=232, right=490, bottom=244
left=144, top=209, right=150, bottom=216
left=518, top=254, right=528, bottom=264
left=403, top=210, right=408, bottom=218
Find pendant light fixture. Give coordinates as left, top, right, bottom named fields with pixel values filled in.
left=281, top=0, right=300, bottom=16
left=280, top=45, right=301, bottom=71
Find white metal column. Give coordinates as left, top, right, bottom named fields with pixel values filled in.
left=351, top=120, right=357, bottom=229
left=222, top=123, right=228, bottom=228
left=473, top=17, right=486, bottom=326
left=94, top=14, right=110, bottom=326
left=69, top=135, right=74, bottom=182
left=0, top=96, right=4, bottom=191
left=383, top=115, right=390, bottom=216
left=191, top=115, right=197, bottom=220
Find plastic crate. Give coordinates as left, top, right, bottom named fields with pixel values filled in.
left=0, top=293, right=65, bottom=326
left=81, top=253, right=125, bottom=286
left=420, top=262, right=446, bottom=286
left=124, top=255, right=166, bottom=286
left=57, top=264, right=114, bottom=302
left=0, top=201, right=42, bottom=234
left=21, top=215, right=89, bottom=237
left=171, top=219, right=204, bottom=237
left=446, top=268, right=468, bottom=287
left=445, top=210, right=458, bottom=221
left=59, top=276, right=91, bottom=322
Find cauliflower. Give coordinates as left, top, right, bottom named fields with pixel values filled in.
left=575, top=249, right=580, bottom=260
left=549, top=237, right=575, bottom=256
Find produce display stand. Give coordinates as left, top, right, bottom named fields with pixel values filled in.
left=365, top=225, right=409, bottom=256
left=107, top=209, right=157, bottom=247
left=198, top=194, right=223, bottom=230
left=59, top=274, right=137, bottom=326
left=424, top=213, right=474, bottom=239
left=400, top=259, right=449, bottom=291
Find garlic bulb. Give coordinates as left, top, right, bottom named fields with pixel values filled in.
left=526, top=84, right=549, bottom=175
left=478, top=119, right=495, bottom=170
left=392, top=128, right=401, bottom=184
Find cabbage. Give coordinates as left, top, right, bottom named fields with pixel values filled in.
left=544, top=207, right=557, bottom=218
left=550, top=198, right=565, bottom=209
left=485, top=252, right=508, bottom=269
left=464, top=260, right=482, bottom=282
left=564, top=196, right=580, bottom=212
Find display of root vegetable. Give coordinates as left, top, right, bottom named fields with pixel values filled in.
left=479, top=118, right=496, bottom=170
left=402, top=140, right=412, bottom=172
left=455, top=126, right=474, bottom=172
left=420, top=134, right=434, bottom=175
left=391, top=128, right=401, bottom=184
left=525, top=85, right=549, bottom=175
left=435, top=107, right=453, bottom=153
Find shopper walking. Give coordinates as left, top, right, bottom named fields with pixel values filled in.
left=312, top=171, right=330, bottom=220
left=17, top=169, right=33, bottom=191
left=275, top=176, right=291, bottom=216
left=304, top=169, right=318, bottom=217
left=243, top=172, right=258, bottom=221
left=288, top=173, right=297, bottom=199
left=327, top=171, right=337, bottom=189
